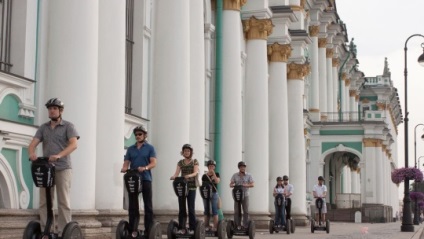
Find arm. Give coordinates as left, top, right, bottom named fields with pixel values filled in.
left=184, top=163, right=199, bottom=179
left=50, top=136, right=78, bottom=162
left=121, top=160, right=130, bottom=173
left=28, top=138, right=41, bottom=161
left=211, top=171, right=220, bottom=184
left=273, top=187, right=277, bottom=197
left=170, top=164, right=181, bottom=180
left=138, top=157, right=157, bottom=173
left=243, top=176, right=254, bottom=188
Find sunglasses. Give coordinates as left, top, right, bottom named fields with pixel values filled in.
left=135, top=133, right=144, bottom=136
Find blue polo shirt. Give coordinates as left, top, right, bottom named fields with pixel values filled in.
left=124, top=142, right=156, bottom=182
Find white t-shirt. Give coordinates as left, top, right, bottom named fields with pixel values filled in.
left=313, top=184, right=327, bottom=197
left=283, top=184, right=294, bottom=198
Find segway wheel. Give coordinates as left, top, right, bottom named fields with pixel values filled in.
left=247, top=220, right=255, bottom=239
left=285, top=219, right=290, bottom=235
left=290, top=218, right=295, bottom=233
left=310, top=219, right=315, bottom=233
left=217, top=220, right=226, bottom=239
left=23, top=221, right=42, bottom=239
left=194, top=220, right=205, bottom=239
left=325, top=219, right=330, bottom=234
left=62, top=221, right=83, bottom=239
left=268, top=219, right=274, bottom=234
left=116, top=220, right=129, bottom=239
left=149, top=221, right=162, bottom=239
left=167, top=220, right=178, bottom=239
left=226, top=220, right=234, bottom=239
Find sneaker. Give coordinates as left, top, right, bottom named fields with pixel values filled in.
left=188, top=230, right=195, bottom=235
left=176, top=229, right=184, bottom=234
left=237, top=226, right=241, bottom=230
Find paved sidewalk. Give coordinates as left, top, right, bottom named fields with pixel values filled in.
left=250, top=221, right=424, bottom=239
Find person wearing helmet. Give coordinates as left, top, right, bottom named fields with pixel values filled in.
left=201, top=160, right=221, bottom=231
left=170, top=144, right=199, bottom=235
left=229, top=161, right=254, bottom=229
left=313, top=176, right=327, bottom=222
left=28, top=97, right=79, bottom=235
left=282, top=175, right=293, bottom=220
left=121, top=125, right=157, bottom=238
left=273, top=177, right=286, bottom=228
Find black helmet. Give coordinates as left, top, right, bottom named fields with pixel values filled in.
left=276, top=176, right=283, bottom=181
left=207, top=160, right=216, bottom=166
left=318, top=176, right=325, bottom=181
left=182, top=144, right=193, bottom=151
left=238, top=161, right=246, bottom=168
left=133, top=126, right=147, bottom=135
left=45, top=98, right=64, bottom=109
left=283, top=175, right=289, bottom=181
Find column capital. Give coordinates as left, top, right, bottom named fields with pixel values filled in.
left=318, top=38, right=327, bottom=48
left=376, top=102, right=386, bottom=110
left=223, top=0, right=247, bottom=11
left=267, top=43, right=291, bottom=62
left=291, top=0, right=306, bottom=11
left=363, top=138, right=382, bottom=147
left=332, top=58, right=339, bottom=67
left=349, top=89, right=357, bottom=97
left=345, top=78, right=351, bottom=86
left=287, top=62, right=310, bottom=80
left=326, top=48, right=333, bottom=58
left=341, top=72, right=347, bottom=81
left=242, top=17, right=273, bottom=40
left=309, top=25, right=319, bottom=37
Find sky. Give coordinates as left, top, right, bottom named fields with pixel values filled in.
left=336, top=0, right=424, bottom=199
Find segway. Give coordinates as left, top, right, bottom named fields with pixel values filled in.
left=116, top=169, right=161, bottom=239
left=23, top=157, right=83, bottom=239
left=167, top=177, right=205, bottom=239
left=284, top=198, right=295, bottom=233
left=268, top=194, right=290, bottom=234
left=199, top=181, right=226, bottom=239
left=310, top=198, right=330, bottom=233
left=226, top=185, right=255, bottom=239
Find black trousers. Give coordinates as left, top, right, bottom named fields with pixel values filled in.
left=285, top=198, right=292, bottom=219
left=178, top=190, right=196, bottom=230
left=129, top=181, right=153, bottom=235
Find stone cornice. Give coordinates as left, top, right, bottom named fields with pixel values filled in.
left=318, top=38, right=327, bottom=48
left=287, top=62, right=310, bottom=80
left=223, top=0, right=247, bottom=11
left=267, top=43, right=291, bottom=62
left=242, top=17, right=273, bottom=40
left=309, top=25, right=319, bottom=37
left=326, top=48, right=333, bottom=58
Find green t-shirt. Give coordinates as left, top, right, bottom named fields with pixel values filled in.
left=178, top=159, right=199, bottom=190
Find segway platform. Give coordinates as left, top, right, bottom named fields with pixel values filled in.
left=23, top=157, right=83, bottom=239
left=167, top=177, right=205, bottom=239
left=311, top=198, right=330, bottom=234
left=199, top=182, right=226, bottom=239
left=226, top=186, right=255, bottom=239
left=116, top=169, right=162, bottom=239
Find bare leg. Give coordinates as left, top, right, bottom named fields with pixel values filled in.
left=213, top=215, right=218, bottom=230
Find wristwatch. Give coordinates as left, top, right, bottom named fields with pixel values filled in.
left=145, top=166, right=148, bottom=171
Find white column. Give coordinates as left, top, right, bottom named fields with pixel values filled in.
left=332, top=62, right=339, bottom=114
left=344, top=80, right=350, bottom=113
left=363, top=140, right=377, bottom=204
left=308, top=26, right=320, bottom=121
left=326, top=50, right=333, bottom=120
left=318, top=39, right=327, bottom=120
left=375, top=144, right=383, bottom=204
left=95, top=0, right=126, bottom=209
left=189, top=0, right=206, bottom=210
left=220, top=3, right=244, bottom=209
left=287, top=63, right=308, bottom=218
left=340, top=76, right=346, bottom=114
left=151, top=1, right=190, bottom=210
left=268, top=43, right=290, bottom=212
left=242, top=17, right=272, bottom=213
left=46, top=1, right=98, bottom=209
left=349, top=91, right=356, bottom=120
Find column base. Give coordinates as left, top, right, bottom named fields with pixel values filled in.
left=291, top=213, right=309, bottom=226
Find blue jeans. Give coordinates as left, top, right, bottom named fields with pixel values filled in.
left=274, top=201, right=286, bottom=226
left=203, top=192, right=218, bottom=216
left=178, top=189, right=197, bottom=230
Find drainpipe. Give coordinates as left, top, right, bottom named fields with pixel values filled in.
left=34, top=0, right=41, bottom=102
left=214, top=0, right=223, bottom=175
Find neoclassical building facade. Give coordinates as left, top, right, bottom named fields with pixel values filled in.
left=0, top=0, right=402, bottom=236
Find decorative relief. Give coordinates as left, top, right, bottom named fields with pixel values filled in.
left=341, top=72, right=347, bottom=81
left=345, top=79, right=350, bottom=86
left=363, top=138, right=382, bottom=147
left=223, top=0, right=247, bottom=11
left=242, top=17, right=273, bottom=40
left=349, top=90, right=356, bottom=97
left=332, top=58, right=339, bottom=67
left=326, top=48, right=333, bottom=58
left=267, top=43, right=291, bottom=62
left=318, top=38, right=327, bottom=48
left=287, top=62, right=311, bottom=80
left=376, top=102, right=386, bottom=110
left=355, top=94, right=359, bottom=102
left=309, top=25, right=319, bottom=37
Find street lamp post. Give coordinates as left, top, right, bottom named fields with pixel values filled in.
left=413, top=124, right=424, bottom=225
left=401, top=34, right=424, bottom=232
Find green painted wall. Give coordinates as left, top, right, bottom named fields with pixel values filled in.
left=322, top=142, right=362, bottom=154
left=320, top=130, right=364, bottom=135
left=360, top=96, right=378, bottom=101
left=0, top=95, right=34, bottom=124
left=21, top=148, right=33, bottom=209
left=124, top=135, right=135, bottom=149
